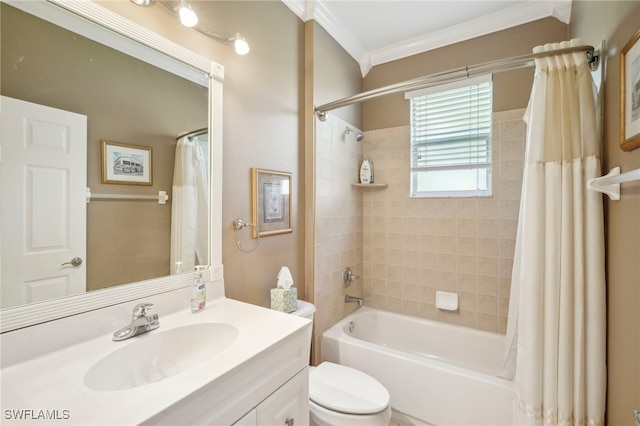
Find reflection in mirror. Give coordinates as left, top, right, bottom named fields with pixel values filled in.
left=171, top=128, right=209, bottom=274
left=0, top=1, right=209, bottom=311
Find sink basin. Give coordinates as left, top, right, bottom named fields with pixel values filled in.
left=84, top=322, right=238, bottom=391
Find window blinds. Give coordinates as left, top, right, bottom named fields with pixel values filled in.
left=405, top=74, right=492, bottom=196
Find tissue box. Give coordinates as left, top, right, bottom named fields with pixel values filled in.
left=270, top=288, right=297, bottom=313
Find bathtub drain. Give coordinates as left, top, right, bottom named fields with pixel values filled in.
left=348, top=321, right=355, bottom=333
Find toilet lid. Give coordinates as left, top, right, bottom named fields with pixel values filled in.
left=309, top=362, right=390, bottom=415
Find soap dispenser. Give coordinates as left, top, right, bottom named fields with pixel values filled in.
left=191, top=265, right=207, bottom=312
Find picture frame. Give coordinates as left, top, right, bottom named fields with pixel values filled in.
left=101, top=140, right=153, bottom=185
left=251, top=168, right=292, bottom=238
left=620, top=28, right=640, bottom=151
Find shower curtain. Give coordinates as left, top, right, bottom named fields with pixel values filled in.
left=170, top=133, right=208, bottom=273
left=501, top=40, right=606, bottom=425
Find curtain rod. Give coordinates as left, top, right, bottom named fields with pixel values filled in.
left=177, top=127, right=208, bottom=140
left=315, top=44, right=598, bottom=120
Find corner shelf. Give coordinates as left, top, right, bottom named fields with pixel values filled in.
left=351, top=183, right=388, bottom=189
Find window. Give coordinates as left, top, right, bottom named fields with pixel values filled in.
left=405, top=74, right=493, bottom=198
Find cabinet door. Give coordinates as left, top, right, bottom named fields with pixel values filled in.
left=256, top=368, right=309, bottom=426
left=232, top=409, right=257, bottom=426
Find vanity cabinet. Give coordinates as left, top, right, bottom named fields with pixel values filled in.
left=1, top=285, right=312, bottom=426
left=232, top=411, right=257, bottom=426
left=233, top=369, right=309, bottom=426
left=255, top=368, right=309, bottom=426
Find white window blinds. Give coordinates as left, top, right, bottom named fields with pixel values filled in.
left=405, top=74, right=493, bottom=197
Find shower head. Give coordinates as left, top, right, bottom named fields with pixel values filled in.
left=345, top=127, right=364, bottom=142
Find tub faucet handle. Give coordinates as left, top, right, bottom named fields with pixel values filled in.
left=342, top=267, right=359, bottom=288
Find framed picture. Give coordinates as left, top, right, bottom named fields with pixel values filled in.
left=620, top=28, right=640, bottom=151
left=101, top=140, right=152, bottom=185
left=251, top=168, right=292, bottom=238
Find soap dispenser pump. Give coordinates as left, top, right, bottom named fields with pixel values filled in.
left=191, top=265, right=207, bottom=313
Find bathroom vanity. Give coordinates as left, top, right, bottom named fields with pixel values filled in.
left=0, top=280, right=312, bottom=425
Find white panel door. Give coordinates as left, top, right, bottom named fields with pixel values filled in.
left=1, top=96, right=87, bottom=308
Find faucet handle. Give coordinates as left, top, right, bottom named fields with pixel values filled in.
left=132, top=303, right=154, bottom=319
left=342, top=267, right=360, bottom=288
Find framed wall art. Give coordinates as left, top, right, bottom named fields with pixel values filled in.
left=101, top=140, right=153, bottom=185
left=620, top=28, right=640, bottom=151
left=251, top=168, right=292, bottom=238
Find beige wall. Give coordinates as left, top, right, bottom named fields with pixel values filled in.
left=213, top=2, right=306, bottom=307
left=312, top=23, right=363, bottom=129
left=570, top=2, right=640, bottom=424
left=98, top=0, right=307, bottom=307
left=361, top=109, right=525, bottom=333
left=363, top=18, right=568, bottom=129
left=1, top=3, right=207, bottom=291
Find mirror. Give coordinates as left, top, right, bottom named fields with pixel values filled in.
left=0, top=0, right=224, bottom=332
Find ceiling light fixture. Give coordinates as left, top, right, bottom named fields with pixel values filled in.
left=193, top=27, right=251, bottom=56
left=131, top=0, right=250, bottom=55
left=233, top=33, right=250, bottom=56
left=177, top=2, right=198, bottom=28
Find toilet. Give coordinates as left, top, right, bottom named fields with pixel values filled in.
left=291, top=300, right=392, bottom=426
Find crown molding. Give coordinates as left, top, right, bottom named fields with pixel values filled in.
left=282, top=0, right=572, bottom=77
left=281, top=0, right=372, bottom=75
left=369, top=0, right=572, bottom=71
left=280, top=0, right=309, bottom=21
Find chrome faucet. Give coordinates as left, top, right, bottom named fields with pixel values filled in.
left=112, top=303, right=160, bottom=341
left=345, top=295, right=363, bottom=306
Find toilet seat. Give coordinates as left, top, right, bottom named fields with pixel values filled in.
left=309, top=399, right=392, bottom=426
left=309, top=362, right=390, bottom=415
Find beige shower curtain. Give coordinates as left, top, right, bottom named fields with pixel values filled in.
left=170, top=133, right=208, bottom=274
left=501, top=39, right=606, bottom=425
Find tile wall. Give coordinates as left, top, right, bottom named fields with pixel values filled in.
left=361, top=109, right=526, bottom=333
left=313, top=115, right=364, bottom=358
left=310, top=108, right=525, bottom=354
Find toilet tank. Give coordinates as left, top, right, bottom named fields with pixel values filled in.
left=291, top=300, right=315, bottom=321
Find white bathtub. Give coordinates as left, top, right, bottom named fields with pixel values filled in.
left=321, top=307, right=513, bottom=426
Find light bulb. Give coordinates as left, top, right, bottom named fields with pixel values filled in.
left=234, top=33, right=250, bottom=55
left=178, top=4, right=198, bottom=28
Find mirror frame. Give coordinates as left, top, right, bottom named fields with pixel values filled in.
left=0, top=0, right=223, bottom=333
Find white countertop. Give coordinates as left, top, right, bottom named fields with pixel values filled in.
left=0, top=294, right=311, bottom=425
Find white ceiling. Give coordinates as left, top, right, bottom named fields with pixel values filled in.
left=282, top=0, right=573, bottom=76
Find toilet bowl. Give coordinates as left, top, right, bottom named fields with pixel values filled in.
left=291, top=300, right=392, bottom=426
left=309, top=361, right=392, bottom=426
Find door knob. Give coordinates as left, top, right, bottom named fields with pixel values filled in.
left=61, top=257, right=83, bottom=267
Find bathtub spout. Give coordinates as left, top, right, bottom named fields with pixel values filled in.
left=345, top=295, right=363, bottom=306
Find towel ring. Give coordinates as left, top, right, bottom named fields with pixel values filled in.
left=233, top=218, right=260, bottom=254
